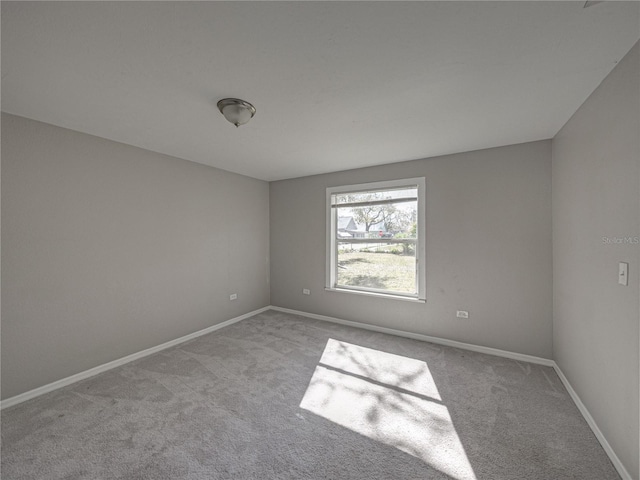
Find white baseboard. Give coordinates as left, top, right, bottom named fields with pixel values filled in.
left=270, top=305, right=555, bottom=366
left=270, top=305, right=632, bottom=480
left=552, top=364, right=632, bottom=480
left=0, top=306, right=270, bottom=410
left=1, top=304, right=632, bottom=480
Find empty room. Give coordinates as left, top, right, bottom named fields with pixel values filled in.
left=1, top=2, right=638, bottom=479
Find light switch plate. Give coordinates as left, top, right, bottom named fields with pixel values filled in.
left=618, top=262, right=628, bottom=286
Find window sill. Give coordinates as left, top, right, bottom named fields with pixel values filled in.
left=325, top=287, right=426, bottom=303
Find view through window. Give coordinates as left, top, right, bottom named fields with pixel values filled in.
left=327, top=178, right=425, bottom=300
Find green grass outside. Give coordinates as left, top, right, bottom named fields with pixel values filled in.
left=337, top=250, right=416, bottom=294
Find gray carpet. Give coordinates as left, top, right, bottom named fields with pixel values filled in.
left=1, top=310, right=619, bottom=479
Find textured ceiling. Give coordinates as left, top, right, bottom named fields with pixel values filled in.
left=2, top=1, right=639, bottom=181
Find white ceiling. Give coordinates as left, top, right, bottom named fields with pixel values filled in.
left=2, top=2, right=638, bottom=181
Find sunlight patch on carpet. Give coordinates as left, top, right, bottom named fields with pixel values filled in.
left=300, top=339, right=476, bottom=480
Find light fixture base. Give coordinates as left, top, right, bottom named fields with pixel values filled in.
left=217, top=98, right=256, bottom=127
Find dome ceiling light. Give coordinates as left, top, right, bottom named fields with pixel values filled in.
left=217, top=98, right=256, bottom=127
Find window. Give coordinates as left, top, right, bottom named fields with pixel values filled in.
left=326, top=178, right=426, bottom=301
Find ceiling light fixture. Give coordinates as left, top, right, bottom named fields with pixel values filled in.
left=217, top=98, right=256, bottom=127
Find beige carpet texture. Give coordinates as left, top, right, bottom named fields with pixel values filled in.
left=1, top=310, right=619, bottom=479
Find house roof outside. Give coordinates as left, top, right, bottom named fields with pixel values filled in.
left=369, top=221, right=387, bottom=232
left=338, top=216, right=357, bottom=231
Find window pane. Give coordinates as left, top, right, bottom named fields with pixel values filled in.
left=333, top=187, right=418, bottom=207
left=334, top=188, right=418, bottom=295
left=327, top=178, right=425, bottom=300
left=337, top=241, right=417, bottom=294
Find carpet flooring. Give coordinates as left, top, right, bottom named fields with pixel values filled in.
left=1, top=310, right=620, bottom=479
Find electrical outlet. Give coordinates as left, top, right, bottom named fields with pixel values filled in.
left=229, top=293, right=237, bottom=300
left=456, top=310, right=469, bottom=319
left=302, top=289, right=311, bottom=295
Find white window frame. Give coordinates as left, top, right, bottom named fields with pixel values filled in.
left=325, top=177, right=426, bottom=302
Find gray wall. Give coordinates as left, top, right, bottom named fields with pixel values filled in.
left=552, top=42, right=639, bottom=479
left=1, top=113, right=270, bottom=400
left=270, top=140, right=553, bottom=358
